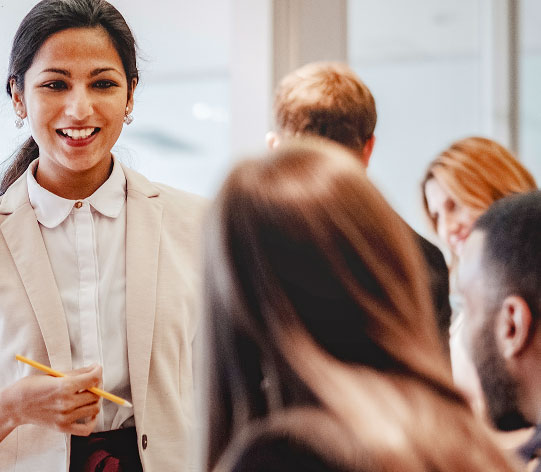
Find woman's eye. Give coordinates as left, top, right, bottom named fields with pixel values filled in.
left=94, top=80, right=118, bottom=89
left=41, top=81, right=67, bottom=90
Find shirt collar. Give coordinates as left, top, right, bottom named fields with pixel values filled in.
left=27, top=158, right=127, bottom=229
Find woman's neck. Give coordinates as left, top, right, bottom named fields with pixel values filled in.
left=34, top=156, right=114, bottom=200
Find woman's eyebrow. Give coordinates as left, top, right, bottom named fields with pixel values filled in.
left=40, top=68, right=70, bottom=76
left=90, top=67, right=122, bottom=77
left=37, top=67, right=122, bottom=77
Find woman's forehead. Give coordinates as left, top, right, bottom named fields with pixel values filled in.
left=29, top=27, right=124, bottom=76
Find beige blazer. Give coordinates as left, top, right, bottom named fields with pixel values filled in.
left=0, top=164, right=207, bottom=471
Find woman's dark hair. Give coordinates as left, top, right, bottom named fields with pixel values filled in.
left=202, top=138, right=519, bottom=471
left=1, top=0, right=139, bottom=195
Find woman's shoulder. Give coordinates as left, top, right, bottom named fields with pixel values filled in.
left=152, top=180, right=208, bottom=211
left=121, top=164, right=208, bottom=211
left=215, top=408, right=368, bottom=472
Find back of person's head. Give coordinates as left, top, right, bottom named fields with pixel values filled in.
left=1, top=0, right=138, bottom=194
left=202, top=138, right=518, bottom=472
left=474, top=191, right=541, bottom=322
left=422, top=136, right=537, bottom=233
left=273, top=62, right=376, bottom=156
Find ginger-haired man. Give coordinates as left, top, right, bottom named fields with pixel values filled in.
left=267, top=62, right=451, bottom=346
left=267, top=62, right=376, bottom=167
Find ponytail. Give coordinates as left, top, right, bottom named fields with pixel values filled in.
left=0, top=137, right=39, bottom=195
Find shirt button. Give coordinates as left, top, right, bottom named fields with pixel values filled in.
left=74, top=201, right=83, bottom=209
left=142, top=434, right=148, bottom=450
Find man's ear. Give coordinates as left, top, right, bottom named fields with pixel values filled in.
left=265, top=131, right=280, bottom=150
left=10, top=79, right=26, bottom=119
left=497, top=296, right=534, bottom=359
left=361, top=135, right=375, bottom=167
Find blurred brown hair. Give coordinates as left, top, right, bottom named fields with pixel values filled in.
left=273, top=62, right=376, bottom=154
left=422, top=136, right=537, bottom=233
left=202, top=138, right=519, bottom=471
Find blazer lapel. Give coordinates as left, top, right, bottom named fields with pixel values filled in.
left=124, top=166, right=163, bottom=419
left=0, top=176, right=72, bottom=371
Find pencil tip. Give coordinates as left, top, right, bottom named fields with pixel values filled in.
left=124, top=400, right=133, bottom=408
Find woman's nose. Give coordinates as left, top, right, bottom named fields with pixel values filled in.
left=439, top=212, right=460, bottom=243
left=446, top=213, right=460, bottom=234
left=64, top=87, right=93, bottom=120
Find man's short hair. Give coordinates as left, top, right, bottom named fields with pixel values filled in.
left=273, top=62, right=377, bottom=153
left=474, top=190, right=541, bottom=319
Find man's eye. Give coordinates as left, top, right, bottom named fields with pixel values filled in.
left=94, top=80, right=118, bottom=89
left=42, top=81, right=67, bottom=90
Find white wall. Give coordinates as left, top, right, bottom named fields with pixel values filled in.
left=348, top=0, right=540, bottom=240
left=521, top=0, right=541, bottom=182
left=348, top=0, right=483, bottom=237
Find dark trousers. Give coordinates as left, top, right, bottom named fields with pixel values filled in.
left=70, top=427, right=143, bottom=472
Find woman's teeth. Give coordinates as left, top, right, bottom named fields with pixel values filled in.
left=60, top=128, right=96, bottom=139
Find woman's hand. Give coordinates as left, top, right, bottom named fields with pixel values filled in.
left=2, top=364, right=102, bottom=438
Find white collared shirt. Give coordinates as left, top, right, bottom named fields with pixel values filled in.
left=27, top=158, right=134, bottom=432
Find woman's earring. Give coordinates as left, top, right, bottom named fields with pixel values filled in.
left=14, top=112, right=24, bottom=129
left=124, top=107, right=134, bottom=125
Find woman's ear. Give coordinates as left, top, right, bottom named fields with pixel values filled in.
left=497, top=296, right=533, bottom=359
left=10, top=79, right=26, bottom=119
left=126, top=78, right=138, bottom=114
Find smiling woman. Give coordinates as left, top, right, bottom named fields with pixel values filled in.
left=0, top=1, right=206, bottom=472
left=9, top=26, right=135, bottom=199
left=422, top=136, right=536, bottom=261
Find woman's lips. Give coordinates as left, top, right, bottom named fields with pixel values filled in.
left=56, top=127, right=100, bottom=147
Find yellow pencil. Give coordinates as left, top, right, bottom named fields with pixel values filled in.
left=16, top=354, right=133, bottom=408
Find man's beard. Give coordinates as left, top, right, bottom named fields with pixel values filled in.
left=473, top=318, right=532, bottom=431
